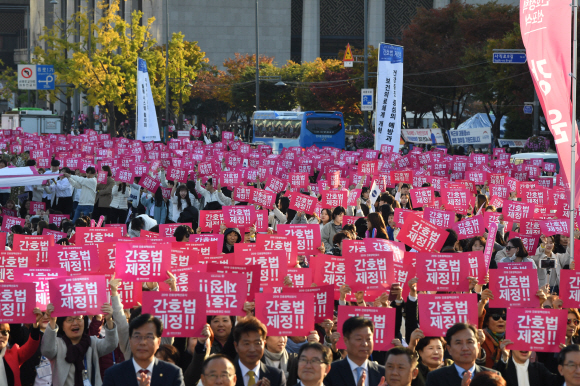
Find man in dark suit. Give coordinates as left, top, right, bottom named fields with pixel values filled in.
left=425, top=323, right=498, bottom=386
left=232, top=317, right=286, bottom=386
left=324, top=317, right=385, bottom=386
left=492, top=340, right=560, bottom=386
left=558, top=344, right=580, bottom=386
left=102, top=314, right=184, bottom=386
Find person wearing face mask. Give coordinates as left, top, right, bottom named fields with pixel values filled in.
left=0, top=308, right=43, bottom=386
left=531, top=234, right=571, bottom=290
left=407, top=333, right=451, bottom=386
left=262, top=336, right=299, bottom=385
left=493, top=339, right=560, bottom=386
left=495, top=238, right=537, bottom=267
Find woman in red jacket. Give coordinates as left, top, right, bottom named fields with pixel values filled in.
left=0, top=307, right=43, bottom=386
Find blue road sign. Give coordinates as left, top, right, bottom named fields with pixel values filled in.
left=523, top=105, right=533, bottom=114
left=493, top=53, right=527, bottom=64
left=361, top=89, right=373, bottom=111
left=36, top=65, right=55, bottom=90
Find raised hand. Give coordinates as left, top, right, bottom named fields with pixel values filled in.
left=109, top=272, right=122, bottom=297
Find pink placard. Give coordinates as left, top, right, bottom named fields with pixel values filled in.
left=103, top=224, right=127, bottom=237
left=277, top=224, right=322, bottom=256
left=199, top=210, right=224, bottom=233
left=505, top=308, right=567, bottom=353
left=539, top=218, right=569, bottom=236
left=336, top=306, right=396, bottom=351
left=116, top=169, right=134, bottom=184
left=187, top=272, right=247, bottom=316
left=47, top=245, right=99, bottom=275
left=488, top=269, right=539, bottom=308
left=29, top=201, right=46, bottom=215
left=2, top=216, right=24, bottom=233
left=311, top=255, right=345, bottom=300
left=418, top=294, right=479, bottom=337
left=0, top=282, right=36, bottom=323
left=320, top=190, right=347, bottom=209
left=256, top=234, right=299, bottom=268
left=49, top=275, right=107, bottom=317
left=503, top=200, right=535, bottom=222
left=13, top=267, right=67, bottom=310
left=234, top=250, right=288, bottom=291
left=75, top=227, right=123, bottom=245
left=0, top=250, right=37, bottom=281
left=105, top=274, right=142, bottom=309
left=284, top=285, right=334, bottom=323
left=416, top=253, right=471, bottom=292
left=397, top=214, right=448, bottom=252
left=558, top=270, right=580, bottom=308
left=159, top=223, right=191, bottom=238
left=452, top=215, right=484, bottom=240
left=115, top=243, right=172, bottom=281
left=49, top=214, right=70, bottom=227
left=140, top=176, right=161, bottom=193
left=440, top=188, right=470, bottom=213
left=483, top=223, right=498, bottom=272
left=141, top=291, right=206, bottom=337
left=206, top=263, right=261, bottom=301
left=223, top=206, right=257, bottom=228
left=288, top=192, right=317, bottom=215
left=410, top=187, right=435, bottom=208
left=423, top=208, right=455, bottom=228
left=496, top=262, right=535, bottom=270
left=254, top=292, right=315, bottom=336
left=345, top=252, right=394, bottom=292
left=13, top=234, right=54, bottom=266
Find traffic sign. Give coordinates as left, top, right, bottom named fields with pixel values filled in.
left=344, top=43, right=354, bottom=67
left=361, top=89, right=373, bottom=111
left=493, top=53, right=527, bottom=64
left=523, top=105, right=533, bottom=114
left=17, top=64, right=36, bottom=90
left=36, top=65, right=55, bottom=90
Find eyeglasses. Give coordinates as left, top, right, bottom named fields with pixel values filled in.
left=568, top=319, right=580, bottom=326
left=64, top=316, right=84, bottom=324
left=131, top=334, right=157, bottom=342
left=490, top=314, right=506, bottom=321
left=564, top=363, right=580, bottom=371
left=0, top=330, right=9, bottom=336
left=505, top=246, right=516, bottom=251
left=298, top=358, right=327, bottom=366
left=203, top=373, right=235, bottom=381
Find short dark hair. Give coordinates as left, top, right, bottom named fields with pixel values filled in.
left=174, top=225, right=194, bottom=241
left=202, top=354, right=235, bottom=375
left=333, top=232, right=351, bottom=245
left=470, top=371, right=506, bottom=386
left=86, top=167, right=96, bottom=175
left=25, top=159, right=36, bottom=166
left=332, top=206, right=346, bottom=219
left=384, top=346, right=418, bottom=366
left=131, top=217, right=145, bottom=231
left=559, top=344, right=580, bottom=365
left=206, top=178, right=213, bottom=186
left=415, top=336, right=446, bottom=353
left=232, top=316, right=267, bottom=343
left=156, top=344, right=180, bottom=364
left=443, top=229, right=458, bottom=249
left=445, top=323, right=478, bottom=346
left=0, top=159, right=7, bottom=167
left=129, top=313, right=163, bottom=338
left=51, top=159, right=60, bottom=167
left=401, top=183, right=410, bottom=189
left=297, top=342, right=332, bottom=364
left=342, top=316, right=374, bottom=339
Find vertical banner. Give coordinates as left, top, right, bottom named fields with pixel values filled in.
left=375, top=43, right=403, bottom=152
left=136, top=58, right=160, bottom=142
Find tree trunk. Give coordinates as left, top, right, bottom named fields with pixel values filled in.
left=108, top=102, right=116, bottom=137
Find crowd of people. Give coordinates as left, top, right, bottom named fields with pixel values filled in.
left=0, top=128, right=578, bottom=386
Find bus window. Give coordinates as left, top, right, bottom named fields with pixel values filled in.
left=305, top=118, right=343, bottom=135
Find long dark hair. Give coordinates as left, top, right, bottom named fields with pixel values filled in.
left=119, top=182, right=127, bottom=194
left=367, top=212, right=388, bottom=239
left=176, top=185, right=192, bottom=211
left=507, top=237, right=529, bottom=258
left=155, top=187, right=164, bottom=207
left=19, top=200, right=29, bottom=218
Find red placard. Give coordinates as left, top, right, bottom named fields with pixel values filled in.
left=488, top=269, right=539, bottom=308
left=397, top=215, right=448, bottom=252
left=13, top=234, right=54, bottom=266
left=440, top=188, right=470, bottom=213
left=188, top=272, right=247, bottom=316
left=393, top=208, right=415, bottom=227
left=75, top=227, right=123, bottom=245
left=336, top=306, right=396, bottom=351
left=48, top=245, right=99, bottom=276
left=256, top=234, right=298, bottom=267
left=104, top=224, right=127, bottom=237
left=254, top=292, right=315, bottom=336
left=115, top=243, right=172, bottom=282
left=509, top=233, right=540, bottom=255
left=539, top=218, right=569, bottom=236
left=140, top=175, right=161, bottom=193
left=423, top=208, right=455, bottom=228
left=311, top=255, right=345, bottom=300
left=390, top=170, right=413, bottom=184
left=559, top=270, right=580, bottom=308
left=410, top=187, right=434, bottom=207
left=116, top=169, right=134, bottom=184
left=503, top=201, right=535, bottom=222
left=159, top=223, right=191, bottom=238
left=452, top=215, right=484, bottom=240
left=166, top=167, right=188, bottom=183
left=49, top=275, right=107, bottom=317
left=1, top=208, right=16, bottom=218
left=223, top=206, right=257, bottom=228
left=284, top=285, right=334, bottom=323
left=288, top=192, right=317, bottom=215
left=416, top=253, right=471, bottom=292
left=233, top=186, right=254, bottom=203
left=345, top=252, right=394, bottom=292
left=97, top=170, right=108, bottom=184
left=29, top=201, right=46, bottom=215
left=199, top=210, right=224, bottom=233
left=505, top=308, right=567, bottom=353
left=206, top=263, right=261, bottom=301
left=13, top=267, right=67, bottom=310
left=2, top=216, right=24, bottom=232
left=0, top=251, right=36, bottom=281
left=289, top=172, right=309, bottom=189
left=277, top=224, right=321, bottom=256
left=418, top=294, right=479, bottom=337
left=105, top=274, right=142, bottom=309
left=320, top=190, right=347, bottom=209
left=347, top=189, right=362, bottom=207
left=161, top=187, right=172, bottom=200
left=49, top=214, right=70, bottom=227
left=0, top=282, right=36, bottom=323
left=234, top=250, right=288, bottom=291
left=483, top=223, right=498, bottom=272
left=141, top=291, right=206, bottom=337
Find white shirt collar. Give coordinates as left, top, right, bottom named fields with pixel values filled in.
left=454, top=363, right=476, bottom=379
left=346, top=356, right=368, bottom=372
left=238, top=360, right=260, bottom=380
left=513, top=359, right=530, bottom=370
left=132, top=357, right=155, bottom=375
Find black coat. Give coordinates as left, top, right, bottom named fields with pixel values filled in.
left=492, top=357, right=562, bottom=386
left=102, top=357, right=184, bottom=386
left=235, top=361, right=286, bottom=386
left=324, top=358, right=385, bottom=386
left=425, top=364, right=498, bottom=386
left=261, top=352, right=299, bottom=386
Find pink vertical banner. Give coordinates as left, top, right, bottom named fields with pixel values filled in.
left=417, top=294, right=479, bottom=337
left=483, top=223, right=497, bottom=273
left=0, top=283, right=37, bottom=323
left=141, top=291, right=206, bottom=337
left=254, top=293, right=315, bottom=336
left=336, top=306, right=396, bottom=351
left=49, top=275, right=107, bottom=317
left=505, top=308, right=567, bottom=353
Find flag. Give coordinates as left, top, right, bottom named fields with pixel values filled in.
left=136, top=58, right=160, bottom=142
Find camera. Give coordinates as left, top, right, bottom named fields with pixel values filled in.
left=540, top=259, right=556, bottom=269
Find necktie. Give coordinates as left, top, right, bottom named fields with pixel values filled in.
left=356, top=367, right=364, bottom=385
left=248, top=370, right=256, bottom=386
left=138, top=369, right=150, bottom=376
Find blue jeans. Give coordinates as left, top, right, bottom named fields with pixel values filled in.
left=73, top=205, right=94, bottom=222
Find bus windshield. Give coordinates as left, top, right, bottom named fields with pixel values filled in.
left=305, top=118, right=343, bottom=135
left=253, top=119, right=301, bottom=139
